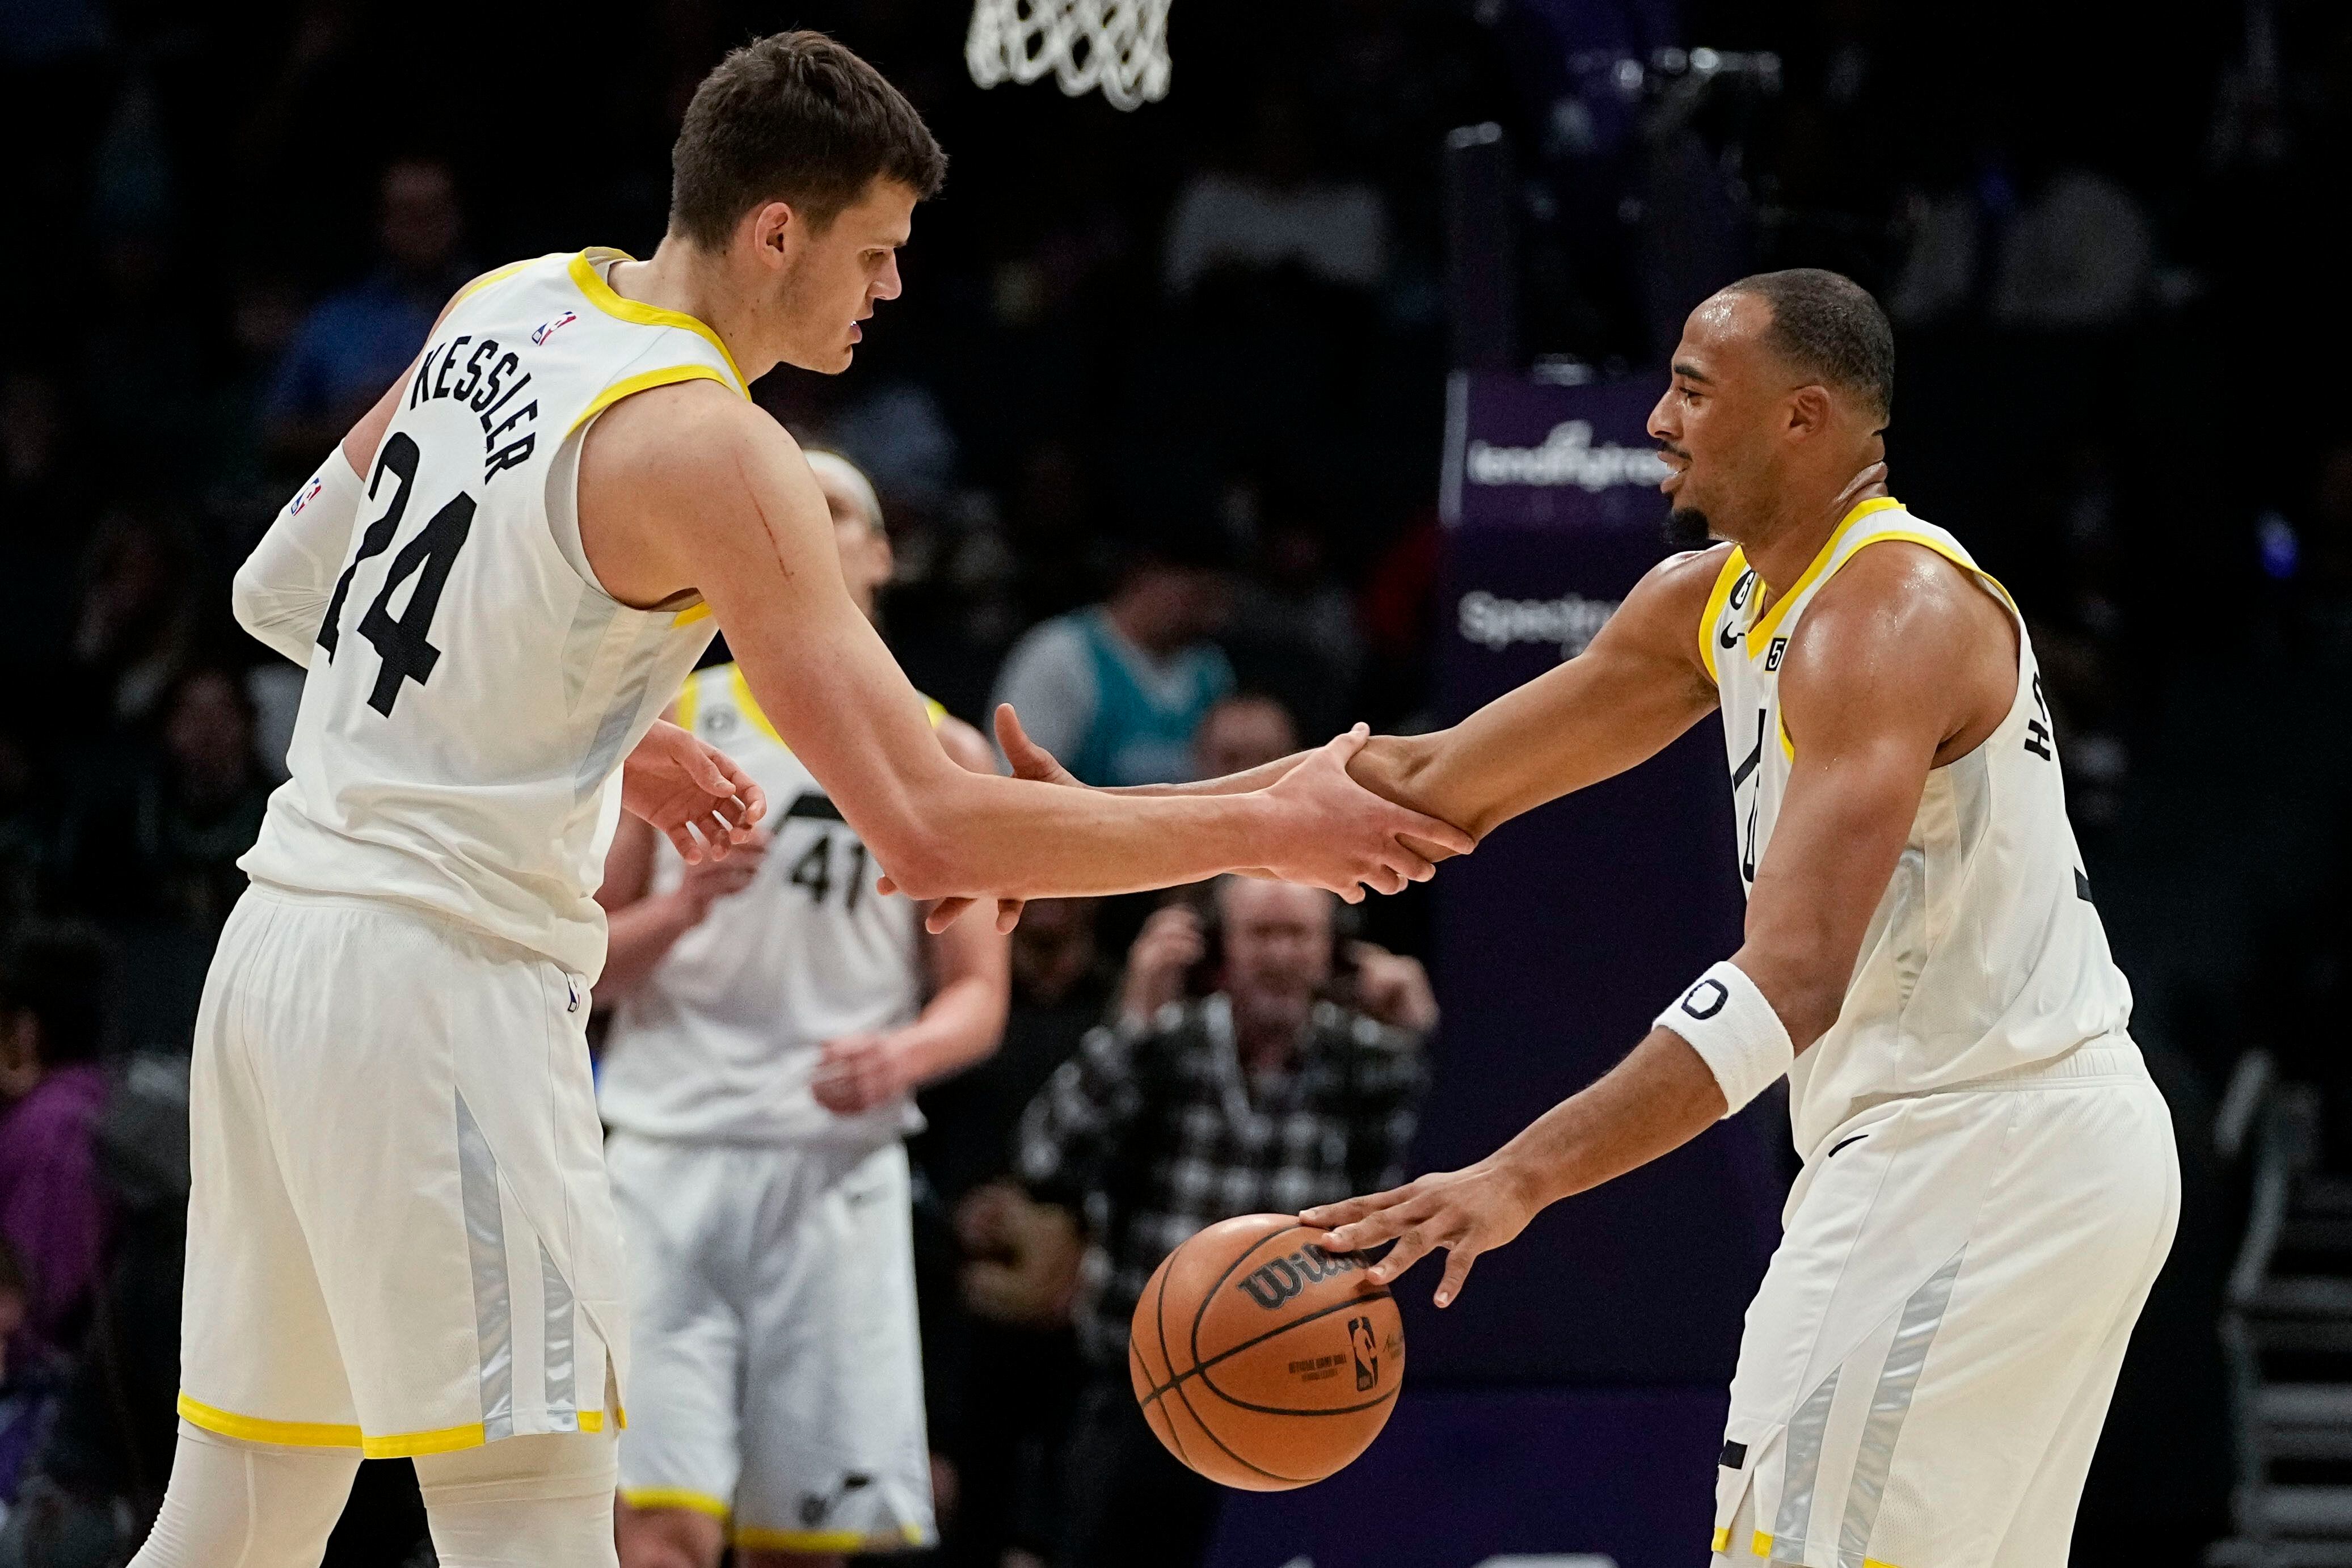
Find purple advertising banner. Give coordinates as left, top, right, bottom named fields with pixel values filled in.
left=1205, top=372, right=1785, bottom=1568
left=1417, top=371, right=1782, bottom=1386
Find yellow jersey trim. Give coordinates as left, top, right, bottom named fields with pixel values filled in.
left=177, top=1393, right=509, bottom=1459
left=364, top=1422, right=490, bottom=1459
left=1710, top=1526, right=1731, bottom=1553
left=568, top=251, right=747, bottom=394
left=733, top=1521, right=927, bottom=1552
left=1697, top=546, right=1748, bottom=686
left=178, top=1393, right=360, bottom=1449
left=177, top=1393, right=610, bottom=1458
left=1754, top=1529, right=1776, bottom=1557
left=567, top=364, right=741, bottom=439
left=674, top=670, right=702, bottom=729
left=1847, top=527, right=2020, bottom=618
left=1746, top=495, right=1906, bottom=652
left=670, top=601, right=713, bottom=629
left=1778, top=713, right=1796, bottom=761
left=621, top=1487, right=731, bottom=1520
left=452, top=258, right=536, bottom=306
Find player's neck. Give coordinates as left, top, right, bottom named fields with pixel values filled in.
left=610, top=239, right=779, bottom=381
left=1736, top=466, right=1883, bottom=600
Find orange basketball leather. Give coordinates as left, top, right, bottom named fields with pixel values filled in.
left=1129, top=1212, right=1405, bottom=1490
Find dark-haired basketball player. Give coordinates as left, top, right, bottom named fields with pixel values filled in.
left=146, top=29, right=1468, bottom=1568
left=1002, top=269, right=2177, bottom=1567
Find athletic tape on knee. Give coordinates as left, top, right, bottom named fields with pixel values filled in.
left=1655, top=960, right=1794, bottom=1116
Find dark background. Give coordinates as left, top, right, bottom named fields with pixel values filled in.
left=5, top=0, right=2347, bottom=1562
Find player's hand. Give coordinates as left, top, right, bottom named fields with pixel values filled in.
left=1302, top=1157, right=1539, bottom=1308
left=622, top=720, right=767, bottom=863
left=912, top=705, right=1078, bottom=934
left=675, top=827, right=768, bottom=917
left=996, top=703, right=1082, bottom=789
left=1119, top=904, right=1205, bottom=1025
left=1258, top=726, right=1477, bottom=901
left=955, top=1182, right=1084, bottom=1327
left=1346, top=942, right=1439, bottom=1033
left=812, top=1030, right=911, bottom=1114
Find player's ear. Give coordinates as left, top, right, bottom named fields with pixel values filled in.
left=744, top=200, right=797, bottom=267
left=1786, top=383, right=1832, bottom=439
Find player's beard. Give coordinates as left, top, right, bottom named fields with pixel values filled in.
left=1664, top=505, right=1714, bottom=551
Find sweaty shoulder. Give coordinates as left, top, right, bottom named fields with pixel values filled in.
left=1783, top=540, right=2017, bottom=758
left=1601, top=542, right=1738, bottom=693
left=581, top=374, right=775, bottom=480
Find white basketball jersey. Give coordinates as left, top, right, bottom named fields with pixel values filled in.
left=241, top=250, right=743, bottom=980
left=1701, top=498, right=2134, bottom=1155
left=596, top=664, right=942, bottom=1147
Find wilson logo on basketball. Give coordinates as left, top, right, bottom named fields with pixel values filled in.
left=1234, top=1245, right=1365, bottom=1310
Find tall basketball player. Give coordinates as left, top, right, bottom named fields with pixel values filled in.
left=596, top=450, right=1008, bottom=1567
left=1006, top=270, right=2178, bottom=1566
left=144, top=31, right=1469, bottom=1568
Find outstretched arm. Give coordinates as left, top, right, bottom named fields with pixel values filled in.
left=951, top=545, right=1729, bottom=931
left=1305, top=541, right=2011, bottom=1305
left=577, top=385, right=1473, bottom=907
left=1000, top=545, right=1731, bottom=841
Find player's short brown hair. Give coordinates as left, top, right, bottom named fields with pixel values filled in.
left=1723, top=268, right=1895, bottom=422
left=669, top=30, right=947, bottom=247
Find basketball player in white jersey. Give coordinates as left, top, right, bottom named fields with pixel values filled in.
left=1002, top=269, right=2178, bottom=1566
left=144, top=31, right=1469, bottom=1568
left=595, top=450, right=1007, bottom=1566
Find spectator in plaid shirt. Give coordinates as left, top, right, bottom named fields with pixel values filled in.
left=1015, top=875, right=1434, bottom=1568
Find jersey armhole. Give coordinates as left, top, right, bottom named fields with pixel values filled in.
left=549, top=364, right=739, bottom=612
left=1697, top=547, right=1747, bottom=686
left=1823, top=529, right=2031, bottom=761
left=1839, top=529, right=2023, bottom=633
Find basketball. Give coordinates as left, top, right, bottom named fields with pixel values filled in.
left=1128, top=1212, right=1405, bottom=1491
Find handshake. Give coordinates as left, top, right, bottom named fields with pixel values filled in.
left=894, top=705, right=1477, bottom=934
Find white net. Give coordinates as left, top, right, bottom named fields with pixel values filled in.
left=965, top=0, right=1172, bottom=112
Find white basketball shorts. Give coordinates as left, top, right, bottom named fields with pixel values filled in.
left=179, top=885, right=626, bottom=1457
left=1712, top=1043, right=2179, bottom=1568
left=607, top=1131, right=934, bottom=1553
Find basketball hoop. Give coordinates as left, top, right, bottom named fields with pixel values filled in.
left=965, top=0, right=1171, bottom=112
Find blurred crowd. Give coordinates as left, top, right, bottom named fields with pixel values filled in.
left=2, top=0, right=2349, bottom=1561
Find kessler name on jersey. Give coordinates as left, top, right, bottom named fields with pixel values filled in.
left=406, top=331, right=543, bottom=484
left=241, top=248, right=747, bottom=980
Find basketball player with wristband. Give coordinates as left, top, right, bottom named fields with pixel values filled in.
left=147, top=30, right=1468, bottom=1568
left=1000, top=269, right=2178, bottom=1567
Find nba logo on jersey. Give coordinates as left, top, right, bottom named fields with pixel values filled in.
left=289, top=475, right=323, bottom=515
left=531, top=310, right=578, bottom=345
left=1765, top=636, right=1788, bottom=671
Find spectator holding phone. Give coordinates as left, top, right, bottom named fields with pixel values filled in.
left=1013, top=876, right=1434, bottom=1568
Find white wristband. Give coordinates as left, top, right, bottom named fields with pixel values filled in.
left=1654, top=960, right=1794, bottom=1116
